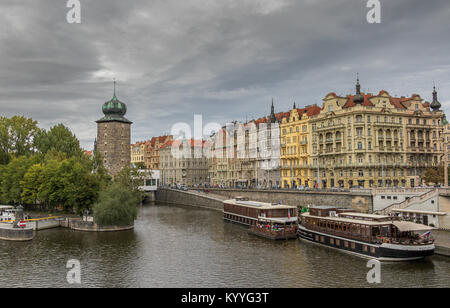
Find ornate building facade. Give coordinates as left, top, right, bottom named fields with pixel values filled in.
left=308, top=79, right=444, bottom=189
left=280, top=104, right=321, bottom=188
left=144, top=135, right=173, bottom=170
left=96, top=86, right=132, bottom=176
left=130, top=141, right=147, bottom=165
left=208, top=103, right=285, bottom=188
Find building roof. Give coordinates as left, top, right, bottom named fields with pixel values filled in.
left=342, top=93, right=374, bottom=108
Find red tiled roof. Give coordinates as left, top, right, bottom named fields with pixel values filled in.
left=299, top=104, right=322, bottom=117
left=342, top=93, right=374, bottom=108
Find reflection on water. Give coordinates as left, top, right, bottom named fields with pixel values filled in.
left=1, top=203, right=449, bottom=288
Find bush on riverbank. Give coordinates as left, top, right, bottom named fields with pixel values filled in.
left=93, top=183, right=139, bottom=226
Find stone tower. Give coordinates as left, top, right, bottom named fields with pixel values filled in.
left=96, top=82, right=132, bottom=176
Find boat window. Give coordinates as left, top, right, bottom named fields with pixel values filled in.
left=372, top=227, right=380, bottom=237
left=381, top=226, right=390, bottom=237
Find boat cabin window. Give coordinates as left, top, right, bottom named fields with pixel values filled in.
left=372, top=226, right=380, bottom=237
left=381, top=226, right=390, bottom=237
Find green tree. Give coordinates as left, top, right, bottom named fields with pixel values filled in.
left=21, top=163, right=45, bottom=207
left=91, top=151, right=111, bottom=189
left=0, top=156, right=36, bottom=204
left=93, top=183, right=139, bottom=226
left=422, top=166, right=450, bottom=186
left=0, top=116, right=39, bottom=161
left=34, top=124, right=82, bottom=157
left=58, top=157, right=100, bottom=214
left=423, top=167, right=440, bottom=185
left=38, top=159, right=64, bottom=210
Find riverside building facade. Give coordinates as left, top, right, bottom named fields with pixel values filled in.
left=308, top=79, right=444, bottom=189
left=280, top=104, right=321, bottom=188
left=160, top=139, right=209, bottom=186
left=208, top=103, right=286, bottom=188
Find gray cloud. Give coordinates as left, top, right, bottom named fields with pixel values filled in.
left=0, top=0, right=449, bottom=149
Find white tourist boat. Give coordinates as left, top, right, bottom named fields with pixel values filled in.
left=0, top=206, right=17, bottom=223
left=0, top=205, right=29, bottom=225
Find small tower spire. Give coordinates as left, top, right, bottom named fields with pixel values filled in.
left=113, top=78, right=116, bottom=97
left=353, top=73, right=364, bottom=104
left=293, top=102, right=296, bottom=109
left=356, top=73, right=361, bottom=94
left=431, top=84, right=442, bottom=111
left=270, top=98, right=276, bottom=123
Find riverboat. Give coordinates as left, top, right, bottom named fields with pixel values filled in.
left=0, top=206, right=31, bottom=225
left=223, top=197, right=298, bottom=239
left=298, top=206, right=435, bottom=261
left=0, top=206, right=17, bottom=223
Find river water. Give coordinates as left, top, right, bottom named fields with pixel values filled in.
left=1, top=203, right=449, bottom=288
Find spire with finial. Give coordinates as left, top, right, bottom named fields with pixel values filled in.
left=270, top=98, right=276, bottom=123
left=353, top=73, right=364, bottom=104
left=431, top=84, right=441, bottom=111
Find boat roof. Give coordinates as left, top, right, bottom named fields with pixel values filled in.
left=302, top=212, right=390, bottom=226
left=224, top=199, right=296, bottom=210
left=258, top=217, right=298, bottom=224
left=340, top=212, right=391, bottom=219
left=392, top=221, right=435, bottom=232
left=0, top=206, right=15, bottom=210
left=309, top=205, right=340, bottom=210
left=393, top=209, right=447, bottom=216
left=303, top=212, right=436, bottom=231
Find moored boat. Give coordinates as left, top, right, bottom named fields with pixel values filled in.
left=223, top=197, right=298, bottom=240
left=298, top=206, right=435, bottom=261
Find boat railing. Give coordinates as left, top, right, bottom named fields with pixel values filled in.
left=251, top=225, right=297, bottom=236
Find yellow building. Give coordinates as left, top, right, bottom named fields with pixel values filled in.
left=130, top=141, right=147, bottom=165
left=309, top=79, right=444, bottom=189
left=280, top=104, right=321, bottom=188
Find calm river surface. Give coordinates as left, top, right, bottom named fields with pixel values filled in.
left=1, top=203, right=449, bottom=288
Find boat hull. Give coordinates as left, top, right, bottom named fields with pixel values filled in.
left=297, top=225, right=434, bottom=261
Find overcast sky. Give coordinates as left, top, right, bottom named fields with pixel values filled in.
left=1, top=0, right=449, bottom=149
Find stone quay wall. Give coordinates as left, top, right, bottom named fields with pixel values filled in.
left=156, top=188, right=373, bottom=213
left=0, top=226, right=34, bottom=241
left=156, top=188, right=224, bottom=211
left=64, top=219, right=134, bottom=232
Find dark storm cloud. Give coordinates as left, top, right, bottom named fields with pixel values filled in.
left=0, top=0, right=449, bottom=149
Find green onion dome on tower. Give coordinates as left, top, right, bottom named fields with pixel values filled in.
left=96, top=81, right=132, bottom=124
